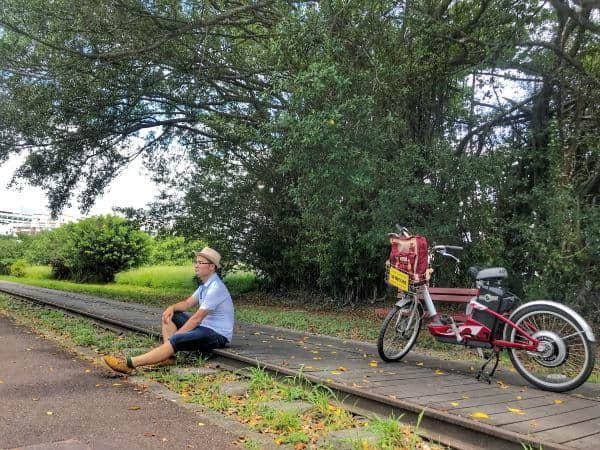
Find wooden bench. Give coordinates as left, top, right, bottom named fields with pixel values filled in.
left=421, top=287, right=479, bottom=303
left=375, top=287, right=479, bottom=318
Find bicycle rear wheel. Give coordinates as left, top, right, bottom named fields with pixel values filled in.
left=377, top=300, right=422, bottom=362
left=505, top=303, right=595, bottom=392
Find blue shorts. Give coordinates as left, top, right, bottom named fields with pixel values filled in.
left=168, top=312, right=228, bottom=353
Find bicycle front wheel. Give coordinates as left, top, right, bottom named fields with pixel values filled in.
left=505, top=303, right=595, bottom=392
left=377, top=300, right=422, bottom=362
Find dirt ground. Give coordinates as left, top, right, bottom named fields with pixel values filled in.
left=0, top=314, right=239, bottom=450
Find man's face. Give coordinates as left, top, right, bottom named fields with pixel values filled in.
left=194, top=255, right=214, bottom=277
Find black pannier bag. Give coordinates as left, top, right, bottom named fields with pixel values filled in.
left=472, top=286, right=518, bottom=339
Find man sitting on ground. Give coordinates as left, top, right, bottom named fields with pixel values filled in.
left=103, top=247, right=234, bottom=374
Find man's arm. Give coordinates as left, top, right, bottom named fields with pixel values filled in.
left=161, top=295, right=197, bottom=324
left=174, top=308, right=210, bottom=333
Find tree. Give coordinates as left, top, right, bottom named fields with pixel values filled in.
left=0, top=0, right=280, bottom=212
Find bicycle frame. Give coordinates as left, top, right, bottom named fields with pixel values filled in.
left=399, top=285, right=540, bottom=352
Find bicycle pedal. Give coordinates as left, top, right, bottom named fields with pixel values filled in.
left=438, top=315, right=453, bottom=325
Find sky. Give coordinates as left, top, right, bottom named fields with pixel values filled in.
left=0, top=153, right=157, bottom=219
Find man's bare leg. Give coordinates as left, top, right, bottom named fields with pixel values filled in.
left=162, top=320, right=177, bottom=342
left=131, top=342, right=175, bottom=367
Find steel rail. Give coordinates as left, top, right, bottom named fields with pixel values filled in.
left=0, top=285, right=572, bottom=450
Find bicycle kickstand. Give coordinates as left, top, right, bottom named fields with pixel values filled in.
left=476, top=350, right=500, bottom=384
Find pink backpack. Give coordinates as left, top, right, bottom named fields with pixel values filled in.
left=389, top=235, right=428, bottom=281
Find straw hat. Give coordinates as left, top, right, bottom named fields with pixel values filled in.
left=196, top=247, right=222, bottom=268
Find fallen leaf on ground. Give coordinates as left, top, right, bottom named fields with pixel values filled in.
left=274, top=438, right=283, bottom=445
left=515, top=396, right=522, bottom=400
left=435, top=369, right=444, bottom=375
left=294, top=443, right=306, bottom=450
left=112, top=383, right=122, bottom=386
left=507, top=407, right=525, bottom=415
left=337, top=367, right=347, bottom=371
left=470, top=412, right=490, bottom=419
left=554, top=399, right=563, bottom=405
left=451, top=402, right=460, bottom=407
left=416, top=362, right=424, bottom=366
left=331, top=371, right=341, bottom=375
left=462, top=395, right=469, bottom=399
left=369, top=361, right=378, bottom=367
left=127, top=406, right=141, bottom=411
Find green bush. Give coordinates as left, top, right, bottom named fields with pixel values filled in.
left=25, top=229, right=69, bottom=265
left=48, top=215, right=151, bottom=282
left=9, top=259, right=27, bottom=277
left=0, top=237, right=27, bottom=275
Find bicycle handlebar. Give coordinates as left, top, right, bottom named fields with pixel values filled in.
left=432, top=245, right=463, bottom=251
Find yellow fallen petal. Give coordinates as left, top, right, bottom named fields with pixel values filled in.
left=507, top=407, right=525, bottom=415
left=451, top=402, right=460, bottom=407
left=369, top=361, right=378, bottom=367
left=198, top=422, right=205, bottom=426
left=470, top=412, right=490, bottom=419
left=46, top=411, right=53, bottom=416
left=435, top=369, right=444, bottom=375
left=515, top=396, right=522, bottom=400
left=416, top=362, right=424, bottom=366
left=275, top=438, right=283, bottom=445
left=331, top=371, right=341, bottom=375
left=554, top=399, right=563, bottom=405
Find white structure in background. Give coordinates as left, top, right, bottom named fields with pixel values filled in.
left=0, top=209, right=76, bottom=236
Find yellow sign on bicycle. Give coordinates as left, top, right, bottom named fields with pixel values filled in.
left=388, top=266, right=409, bottom=292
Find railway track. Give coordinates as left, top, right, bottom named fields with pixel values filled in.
left=1, top=280, right=597, bottom=450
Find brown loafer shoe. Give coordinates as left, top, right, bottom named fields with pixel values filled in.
left=103, top=355, right=133, bottom=375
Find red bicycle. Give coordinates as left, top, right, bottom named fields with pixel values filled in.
left=377, top=226, right=596, bottom=392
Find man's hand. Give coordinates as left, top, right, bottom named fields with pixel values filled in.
left=162, top=306, right=174, bottom=324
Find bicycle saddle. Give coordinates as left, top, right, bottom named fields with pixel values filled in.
left=468, top=266, right=508, bottom=281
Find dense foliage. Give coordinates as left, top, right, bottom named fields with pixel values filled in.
left=47, top=215, right=151, bottom=282
left=0, top=236, right=27, bottom=274
left=149, top=236, right=208, bottom=266
left=1, top=1, right=599, bottom=313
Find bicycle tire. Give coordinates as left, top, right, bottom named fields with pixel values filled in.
left=377, top=301, right=422, bottom=362
left=504, top=303, right=595, bottom=392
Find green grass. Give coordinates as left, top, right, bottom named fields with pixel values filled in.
left=222, top=271, right=257, bottom=295
left=235, top=306, right=380, bottom=341
left=0, top=293, right=157, bottom=354
left=115, top=265, right=197, bottom=290
left=23, top=265, right=53, bottom=279
left=0, top=274, right=187, bottom=307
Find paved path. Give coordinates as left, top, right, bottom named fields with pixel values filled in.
left=1, top=280, right=599, bottom=449
left=0, top=314, right=238, bottom=450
